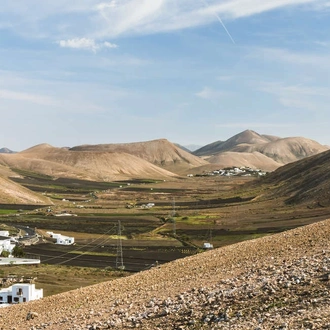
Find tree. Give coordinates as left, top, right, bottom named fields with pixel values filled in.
left=12, top=245, right=25, bottom=258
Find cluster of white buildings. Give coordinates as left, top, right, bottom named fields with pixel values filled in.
left=0, top=284, right=43, bottom=306
left=211, top=166, right=267, bottom=176
left=46, top=232, right=74, bottom=245
left=193, top=166, right=267, bottom=178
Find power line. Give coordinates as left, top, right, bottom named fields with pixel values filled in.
left=41, top=225, right=117, bottom=264
left=116, top=220, right=125, bottom=270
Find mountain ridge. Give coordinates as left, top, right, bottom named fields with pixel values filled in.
left=0, top=145, right=177, bottom=182
left=193, top=129, right=328, bottom=168
left=1, top=131, right=328, bottom=183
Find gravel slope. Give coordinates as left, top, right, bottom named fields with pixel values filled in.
left=2, top=218, right=330, bottom=329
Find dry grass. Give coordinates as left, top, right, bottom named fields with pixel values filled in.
left=0, top=264, right=127, bottom=297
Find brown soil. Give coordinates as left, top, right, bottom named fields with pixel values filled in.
left=2, top=219, right=330, bottom=329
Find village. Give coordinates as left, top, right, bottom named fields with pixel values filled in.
left=0, top=227, right=75, bottom=306
left=190, top=166, right=268, bottom=177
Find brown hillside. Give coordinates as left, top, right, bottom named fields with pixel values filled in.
left=194, top=130, right=327, bottom=171
left=0, top=144, right=177, bottom=181
left=0, top=174, right=51, bottom=204
left=234, top=136, right=329, bottom=164
left=207, top=151, right=282, bottom=171
left=193, top=130, right=271, bottom=156
left=0, top=153, right=96, bottom=180
left=0, top=163, right=19, bottom=178
left=70, top=139, right=207, bottom=172
left=2, top=219, right=330, bottom=329
left=261, top=134, right=280, bottom=142
left=260, top=149, right=330, bottom=206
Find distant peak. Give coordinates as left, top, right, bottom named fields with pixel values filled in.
left=0, top=147, right=15, bottom=154
left=240, top=129, right=259, bottom=135
left=21, top=143, right=55, bottom=153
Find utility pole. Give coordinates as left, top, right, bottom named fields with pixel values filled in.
left=172, top=198, right=176, bottom=236
left=116, top=220, right=125, bottom=270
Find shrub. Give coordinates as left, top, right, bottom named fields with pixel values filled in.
left=12, top=245, right=25, bottom=258
left=0, top=250, right=10, bottom=257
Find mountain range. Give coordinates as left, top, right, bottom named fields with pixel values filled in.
left=0, top=129, right=329, bottom=204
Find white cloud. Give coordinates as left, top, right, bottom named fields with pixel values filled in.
left=196, top=86, right=227, bottom=100
left=315, top=41, right=330, bottom=47
left=0, top=89, right=55, bottom=106
left=260, top=83, right=329, bottom=97
left=253, top=47, right=330, bottom=69
left=92, top=0, right=319, bottom=38
left=103, top=41, right=118, bottom=49
left=96, top=1, right=117, bottom=11
left=216, top=75, right=235, bottom=81
left=258, top=82, right=330, bottom=112
left=278, top=97, right=318, bottom=111
left=58, top=38, right=118, bottom=52
left=1, top=0, right=325, bottom=39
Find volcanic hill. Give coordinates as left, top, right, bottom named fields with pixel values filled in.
left=70, top=139, right=207, bottom=173
left=0, top=143, right=177, bottom=181
left=193, top=129, right=328, bottom=170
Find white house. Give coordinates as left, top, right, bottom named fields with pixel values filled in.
left=0, top=283, right=43, bottom=305
left=47, top=232, right=74, bottom=245
left=0, top=237, right=16, bottom=255
left=203, top=242, right=214, bottom=249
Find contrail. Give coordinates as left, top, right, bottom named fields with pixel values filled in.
left=200, top=0, right=235, bottom=44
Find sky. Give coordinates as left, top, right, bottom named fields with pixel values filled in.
left=1, top=0, right=330, bottom=151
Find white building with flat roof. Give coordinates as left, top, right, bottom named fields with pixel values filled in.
left=0, top=283, right=43, bottom=305
left=46, top=232, right=74, bottom=245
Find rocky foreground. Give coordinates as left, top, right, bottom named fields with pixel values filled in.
left=2, top=219, right=330, bottom=329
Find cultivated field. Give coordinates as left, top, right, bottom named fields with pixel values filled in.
left=1, top=173, right=330, bottom=296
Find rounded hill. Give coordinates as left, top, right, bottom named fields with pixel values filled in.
left=0, top=145, right=177, bottom=181
left=70, top=138, right=207, bottom=172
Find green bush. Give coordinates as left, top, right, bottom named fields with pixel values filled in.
left=0, top=250, right=10, bottom=257
left=12, top=245, right=25, bottom=258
